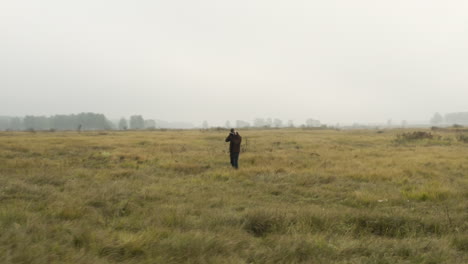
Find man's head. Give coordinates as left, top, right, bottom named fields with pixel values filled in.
left=230, top=128, right=235, bottom=133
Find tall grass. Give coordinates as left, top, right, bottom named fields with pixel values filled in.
left=0, top=129, right=467, bottom=263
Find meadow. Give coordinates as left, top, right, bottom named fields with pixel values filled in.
left=0, top=128, right=467, bottom=263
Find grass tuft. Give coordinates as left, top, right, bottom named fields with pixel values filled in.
left=242, top=210, right=285, bottom=237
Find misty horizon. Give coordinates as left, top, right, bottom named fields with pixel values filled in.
left=0, top=110, right=463, bottom=128
left=0, top=112, right=446, bottom=127
left=3, top=110, right=468, bottom=131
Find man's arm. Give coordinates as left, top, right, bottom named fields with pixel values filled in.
left=225, top=134, right=231, bottom=142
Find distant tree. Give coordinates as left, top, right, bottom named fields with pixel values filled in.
left=273, top=118, right=283, bottom=128
left=236, top=120, right=250, bottom=128
left=287, top=120, right=294, bottom=128
left=8, top=113, right=112, bottom=131
left=118, top=118, right=128, bottom=130
left=401, top=120, right=407, bottom=128
left=0, top=117, right=9, bottom=130
left=76, top=113, right=112, bottom=130
left=144, top=119, right=156, bottom=129
left=225, top=120, right=231, bottom=128
left=24, top=115, right=50, bottom=130
left=430, top=112, right=444, bottom=125
left=202, top=120, right=209, bottom=129
left=443, top=112, right=468, bottom=125
left=266, top=118, right=273, bottom=128
left=305, top=118, right=320, bottom=128
left=9, top=117, right=23, bottom=130
left=23, top=115, right=35, bottom=130
left=387, top=119, right=392, bottom=127
left=253, top=118, right=266, bottom=128
left=129, top=115, right=145, bottom=130
left=50, top=115, right=70, bottom=130
left=54, top=113, right=96, bottom=130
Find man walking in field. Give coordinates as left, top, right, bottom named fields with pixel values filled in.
left=225, top=128, right=242, bottom=169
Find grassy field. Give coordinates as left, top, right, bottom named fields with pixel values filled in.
left=0, top=129, right=467, bottom=263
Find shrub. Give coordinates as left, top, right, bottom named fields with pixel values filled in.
left=396, top=131, right=433, bottom=141
left=456, top=134, right=468, bottom=143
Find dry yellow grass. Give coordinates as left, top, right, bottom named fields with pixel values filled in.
left=0, top=129, right=467, bottom=263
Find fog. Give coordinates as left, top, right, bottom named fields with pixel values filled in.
left=1, top=1, right=468, bottom=126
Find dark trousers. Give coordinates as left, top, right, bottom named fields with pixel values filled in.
left=230, top=152, right=240, bottom=168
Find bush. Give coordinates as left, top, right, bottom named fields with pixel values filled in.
left=396, top=131, right=433, bottom=141
left=456, top=134, right=468, bottom=143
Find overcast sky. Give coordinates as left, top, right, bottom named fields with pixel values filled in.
left=1, top=1, right=467, bottom=126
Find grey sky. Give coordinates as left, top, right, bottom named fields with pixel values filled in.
left=1, top=1, right=467, bottom=126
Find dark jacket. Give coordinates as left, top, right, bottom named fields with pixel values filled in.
left=225, top=132, right=242, bottom=152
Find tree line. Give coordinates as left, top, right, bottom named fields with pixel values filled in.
left=206, top=118, right=323, bottom=129
left=0, top=113, right=325, bottom=131
left=430, top=112, right=468, bottom=125
left=0, top=113, right=154, bottom=131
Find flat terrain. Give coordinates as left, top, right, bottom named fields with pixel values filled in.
left=0, top=129, right=467, bottom=263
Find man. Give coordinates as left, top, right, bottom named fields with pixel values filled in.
left=225, top=128, right=242, bottom=169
